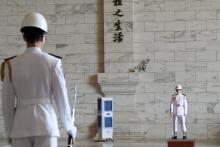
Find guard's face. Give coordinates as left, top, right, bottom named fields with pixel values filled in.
left=176, top=89, right=182, bottom=93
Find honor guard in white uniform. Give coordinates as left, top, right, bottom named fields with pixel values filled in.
left=1, top=12, right=76, bottom=147
left=170, top=85, right=188, bottom=139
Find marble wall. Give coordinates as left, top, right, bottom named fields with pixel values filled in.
left=102, top=0, right=220, bottom=140
left=0, top=0, right=220, bottom=141
left=135, top=0, right=220, bottom=140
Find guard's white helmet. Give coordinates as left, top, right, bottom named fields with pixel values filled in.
left=175, top=84, right=182, bottom=90
left=21, top=12, right=48, bottom=32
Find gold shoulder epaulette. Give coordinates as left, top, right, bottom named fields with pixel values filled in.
left=1, top=56, right=16, bottom=81
left=1, top=62, right=6, bottom=81
left=48, top=53, right=62, bottom=60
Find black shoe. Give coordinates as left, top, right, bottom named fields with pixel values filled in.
left=183, top=136, right=187, bottom=139
left=173, top=136, right=177, bottom=139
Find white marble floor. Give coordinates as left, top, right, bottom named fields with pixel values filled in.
left=59, top=139, right=220, bottom=147
left=0, top=139, right=220, bottom=147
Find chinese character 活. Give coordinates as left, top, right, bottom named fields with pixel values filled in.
left=113, top=32, right=124, bottom=43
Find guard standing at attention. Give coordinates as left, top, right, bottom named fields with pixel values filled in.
left=170, top=84, right=188, bottom=139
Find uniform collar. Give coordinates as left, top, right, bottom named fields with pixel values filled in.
left=25, top=47, right=42, bottom=53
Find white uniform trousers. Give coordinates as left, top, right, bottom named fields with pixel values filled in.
left=173, top=115, right=187, bottom=133
left=12, top=136, right=57, bottom=147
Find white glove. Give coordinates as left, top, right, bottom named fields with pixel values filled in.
left=67, top=126, right=77, bottom=140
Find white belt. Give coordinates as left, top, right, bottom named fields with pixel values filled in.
left=18, top=98, right=51, bottom=106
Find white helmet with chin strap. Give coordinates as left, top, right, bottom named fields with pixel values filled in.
left=21, top=12, right=48, bottom=32
left=175, top=84, right=182, bottom=90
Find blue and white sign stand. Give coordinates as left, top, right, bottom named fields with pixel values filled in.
left=97, top=97, right=114, bottom=142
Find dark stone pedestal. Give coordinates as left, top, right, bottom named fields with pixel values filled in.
left=168, top=139, right=195, bottom=147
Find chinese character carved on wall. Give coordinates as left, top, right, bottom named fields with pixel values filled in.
left=112, top=0, right=124, bottom=43
left=113, top=0, right=122, bottom=6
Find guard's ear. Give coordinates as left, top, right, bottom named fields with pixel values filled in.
left=40, top=33, right=47, bottom=43
left=22, top=32, right=27, bottom=42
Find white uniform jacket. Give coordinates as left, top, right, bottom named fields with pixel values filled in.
left=170, top=94, right=188, bottom=116
left=2, top=47, right=73, bottom=138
